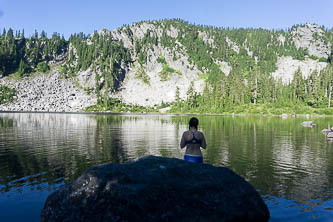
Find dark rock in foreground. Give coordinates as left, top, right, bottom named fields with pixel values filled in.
left=41, top=156, right=270, bottom=222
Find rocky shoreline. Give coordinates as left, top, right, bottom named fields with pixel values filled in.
left=0, top=71, right=97, bottom=112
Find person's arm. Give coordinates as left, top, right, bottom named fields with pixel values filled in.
left=201, top=133, right=207, bottom=149
left=180, top=132, right=186, bottom=148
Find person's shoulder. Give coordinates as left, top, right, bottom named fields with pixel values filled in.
left=197, top=131, right=205, bottom=136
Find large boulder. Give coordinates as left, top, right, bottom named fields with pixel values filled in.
left=41, top=156, right=270, bottom=222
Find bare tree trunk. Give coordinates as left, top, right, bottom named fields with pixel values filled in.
left=329, top=84, right=333, bottom=108
left=253, top=123, right=256, bottom=148
left=254, top=78, right=257, bottom=105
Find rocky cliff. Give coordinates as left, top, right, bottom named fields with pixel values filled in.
left=291, top=24, right=331, bottom=59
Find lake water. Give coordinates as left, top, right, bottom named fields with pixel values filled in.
left=0, top=113, right=333, bottom=221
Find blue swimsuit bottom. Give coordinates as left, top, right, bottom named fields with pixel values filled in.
left=184, top=154, right=203, bottom=163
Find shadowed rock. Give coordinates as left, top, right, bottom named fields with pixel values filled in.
left=41, top=156, right=270, bottom=222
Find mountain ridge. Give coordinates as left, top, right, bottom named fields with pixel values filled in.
left=0, top=19, right=333, bottom=112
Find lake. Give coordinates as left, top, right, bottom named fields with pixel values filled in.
left=0, top=112, right=333, bottom=221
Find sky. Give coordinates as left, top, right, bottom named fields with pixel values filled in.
left=0, top=0, right=332, bottom=39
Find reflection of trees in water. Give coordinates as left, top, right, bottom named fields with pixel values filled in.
left=0, top=113, right=127, bottom=193
left=0, top=116, right=14, bottom=128
left=267, top=118, right=333, bottom=203
left=118, top=115, right=183, bottom=160
left=192, top=115, right=333, bottom=205
left=1, top=113, right=333, bottom=205
left=92, top=115, right=126, bottom=163
left=171, top=115, right=333, bottom=204
left=0, top=114, right=185, bottom=194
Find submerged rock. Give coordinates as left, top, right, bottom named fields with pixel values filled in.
left=281, top=113, right=288, bottom=119
left=322, top=128, right=332, bottom=134
left=300, top=121, right=316, bottom=127
left=327, top=132, right=333, bottom=139
left=41, top=156, right=269, bottom=222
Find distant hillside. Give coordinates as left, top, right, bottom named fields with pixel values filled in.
left=0, top=19, right=333, bottom=113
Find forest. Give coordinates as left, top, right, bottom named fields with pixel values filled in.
left=1, top=19, right=333, bottom=114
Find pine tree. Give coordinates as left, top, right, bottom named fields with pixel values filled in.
left=292, top=68, right=305, bottom=101
left=7, top=28, right=13, bottom=39
left=18, top=59, right=25, bottom=77
left=328, top=66, right=333, bottom=107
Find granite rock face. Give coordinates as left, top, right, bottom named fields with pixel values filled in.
left=41, top=156, right=270, bottom=222
left=292, top=24, right=331, bottom=58
left=272, top=56, right=327, bottom=84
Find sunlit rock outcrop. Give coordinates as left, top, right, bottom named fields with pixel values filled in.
left=272, top=56, right=327, bottom=84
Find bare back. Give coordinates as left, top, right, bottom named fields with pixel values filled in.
left=180, top=129, right=207, bottom=156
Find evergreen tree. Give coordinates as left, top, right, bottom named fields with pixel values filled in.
left=17, top=59, right=25, bottom=76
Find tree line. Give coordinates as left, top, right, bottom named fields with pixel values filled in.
left=0, top=28, right=67, bottom=76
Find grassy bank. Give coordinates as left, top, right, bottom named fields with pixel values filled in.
left=83, top=98, right=156, bottom=113
left=216, top=103, right=333, bottom=116
left=83, top=98, right=333, bottom=116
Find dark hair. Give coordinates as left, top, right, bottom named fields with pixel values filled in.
left=189, top=117, right=199, bottom=129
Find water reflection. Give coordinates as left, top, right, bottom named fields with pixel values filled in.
left=0, top=113, right=186, bottom=194
left=119, top=115, right=184, bottom=159
left=1, top=113, right=333, bottom=221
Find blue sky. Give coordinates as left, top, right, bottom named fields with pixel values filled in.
left=0, top=0, right=332, bottom=38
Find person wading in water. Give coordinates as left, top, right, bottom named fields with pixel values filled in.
left=180, top=117, right=207, bottom=163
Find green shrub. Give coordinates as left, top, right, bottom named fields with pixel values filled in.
left=319, top=57, right=328, bottom=62
left=157, top=56, right=166, bottom=64
left=159, top=63, right=176, bottom=81
left=36, top=62, right=50, bottom=73
left=84, top=97, right=155, bottom=113
left=0, top=86, right=15, bottom=104
left=135, top=66, right=150, bottom=85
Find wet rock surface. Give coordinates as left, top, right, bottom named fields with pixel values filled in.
left=327, top=132, right=333, bottom=138
left=322, top=128, right=333, bottom=141
left=322, top=128, right=333, bottom=133
left=41, top=156, right=269, bottom=222
left=301, top=121, right=316, bottom=127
